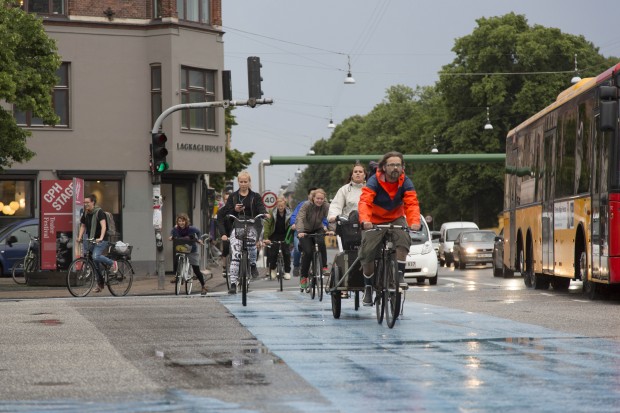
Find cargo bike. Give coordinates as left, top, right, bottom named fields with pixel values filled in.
left=327, top=215, right=408, bottom=328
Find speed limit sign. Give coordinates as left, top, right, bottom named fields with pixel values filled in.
left=262, top=191, right=277, bottom=209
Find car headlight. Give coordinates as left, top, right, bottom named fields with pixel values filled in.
left=421, top=242, right=433, bottom=255
left=465, top=247, right=476, bottom=254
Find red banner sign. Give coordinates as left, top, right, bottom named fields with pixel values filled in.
left=40, top=179, right=83, bottom=270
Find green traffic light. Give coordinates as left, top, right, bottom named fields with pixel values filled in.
left=156, top=162, right=169, bottom=173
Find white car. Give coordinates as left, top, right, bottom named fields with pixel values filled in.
left=404, top=216, right=438, bottom=285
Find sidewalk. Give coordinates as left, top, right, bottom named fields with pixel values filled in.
left=0, top=265, right=229, bottom=300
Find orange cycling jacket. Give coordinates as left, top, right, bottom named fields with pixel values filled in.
left=358, top=169, right=420, bottom=227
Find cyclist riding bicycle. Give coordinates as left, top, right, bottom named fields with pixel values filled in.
left=216, top=170, right=267, bottom=294
left=263, top=196, right=292, bottom=280
left=169, top=213, right=208, bottom=296
left=358, top=151, right=421, bottom=306
left=297, top=188, right=333, bottom=290
left=76, top=194, right=118, bottom=293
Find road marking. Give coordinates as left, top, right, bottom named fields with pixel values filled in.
left=441, top=277, right=499, bottom=288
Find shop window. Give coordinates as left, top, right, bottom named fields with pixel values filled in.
left=84, top=180, right=122, bottom=238
left=22, top=0, right=65, bottom=15
left=0, top=179, right=34, bottom=218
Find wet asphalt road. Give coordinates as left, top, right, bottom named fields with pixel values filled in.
left=1, top=265, right=620, bottom=412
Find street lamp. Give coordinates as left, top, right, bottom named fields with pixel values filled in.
left=484, top=107, right=493, bottom=130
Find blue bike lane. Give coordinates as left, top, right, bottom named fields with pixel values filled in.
left=221, top=291, right=620, bottom=413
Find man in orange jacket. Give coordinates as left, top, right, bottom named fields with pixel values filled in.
left=358, top=151, right=421, bottom=306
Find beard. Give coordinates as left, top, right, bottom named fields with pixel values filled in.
left=388, top=169, right=400, bottom=181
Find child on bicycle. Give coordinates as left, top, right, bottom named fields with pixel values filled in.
left=296, top=188, right=332, bottom=291
left=169, top=213, right=208, bottom=296
left=263, top=196, right=292, bottom=280
left=216, top=171, right=267, bottom=294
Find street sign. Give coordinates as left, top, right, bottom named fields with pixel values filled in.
left=262, top=191, right=277, bottom=209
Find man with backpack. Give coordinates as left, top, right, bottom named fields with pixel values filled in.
left=76, top=193, right=118, bottom=293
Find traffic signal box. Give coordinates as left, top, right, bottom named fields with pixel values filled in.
left=247, top=56, right=263, bottom=100
left=151, top=132, right=169, bottom=174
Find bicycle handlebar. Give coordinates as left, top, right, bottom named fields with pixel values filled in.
left=227, top=214, right=267, bottom=224
left=20, top=229, right=39, bottom=241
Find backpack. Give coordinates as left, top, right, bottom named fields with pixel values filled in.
left=90, top=207, right=120, bottom=242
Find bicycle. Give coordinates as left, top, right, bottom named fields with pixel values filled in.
left=201, top=233, right=221, bottom=268
left=172, top=238, right=196, bottom=295
left=266, top=240, right=286, bottom=292
left=371, top=223, right=409, bottom=329
left=301, top=232, right=328, bottom=301
left=12, top=230, right=40, bottom=285
left=66, top=239, right=134, bottom=297
left=228, top=214, right=266, bottom=306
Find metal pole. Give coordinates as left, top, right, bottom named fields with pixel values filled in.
left=258, top=159, right=270, bottom=193
left=268, top=153, right=505, bottom=165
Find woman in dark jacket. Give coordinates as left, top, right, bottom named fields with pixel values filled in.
left=296, top=188, right=332, bottom=290
left=216, top=171, right=267, bottom=294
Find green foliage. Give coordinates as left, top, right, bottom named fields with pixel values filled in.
left=0, top=1, right=61, bottom=168
left=294, top=12, right=618, bottom=229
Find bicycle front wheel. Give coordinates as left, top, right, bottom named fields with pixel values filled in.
left=241, top=252, right=248, bottom=306
left=12, top=262, right=26, bottom=284
left=318, top=264, right=324, bottom=302
left=385, top=256, right=401, bottom=328
left=175, top=255, right=184, bottom=295
left=108, top=259, right=134, bottom=297
left=277, top=257, right=284, bottom=292
left=311, top=253, right=320, bottom=299
left=375, top=260, right=385, bottom=324
left=67, top=258, right=96, bottom=297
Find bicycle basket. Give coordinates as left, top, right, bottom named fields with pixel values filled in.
left=173, top=239, right=193, bottom=254
left=113, top=242, right=132, bottom=258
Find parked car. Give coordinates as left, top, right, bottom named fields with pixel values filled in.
left=0, top=219, right=39, bottom=276
left=430, top=230, right=440, bottom=260
left=438, top=221, right=479, bottom=267
left=404, top=216, right=438, bottom=285
left=452, top=230, right=496, bottom=269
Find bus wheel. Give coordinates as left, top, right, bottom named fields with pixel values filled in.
left=551, top=277, right=570, bottom=291
left=519, top=249, right=532, bottom=287
left=578, top=251, right=598, bottom=299
left=532, top=273, right=549, bottom=290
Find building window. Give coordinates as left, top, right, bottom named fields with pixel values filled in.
left=151, top=64, right=162, bottom=128
left=153, top=0, right=162, bottom=18
left=0, top=179, right=34, bottom=218
left=177, top=0, right=210, bottom=24
left=23, top=0, right=65, bottom=15
left=180, top=66, right=215, bottom=132
left=14, top=62, right=70, bottom=128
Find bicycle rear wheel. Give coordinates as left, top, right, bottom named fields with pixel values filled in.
left=330, top=266, right=341, bottom=319
left=108, top=259, right=134, bottom=296
left=241, top=252, right=248, bottom=306
left=175, top=255, right=185, bottom=295
left=224, top=255, right=231, bottom=290
left=12, top=261, right=26, bottom=284
left=67, top=258, right=96, bottom=297
left=385, top=256, right=401, bottom=328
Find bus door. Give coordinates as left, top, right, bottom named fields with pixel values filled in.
left=591, top=116, right=608, bottom=280
left=542, top=130, right=555, bottom=273
left=508, top=148, right=518, bottom=272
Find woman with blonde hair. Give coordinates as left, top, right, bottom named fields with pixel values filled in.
left=263, top=196, right=292, bottom=280
left=216, top=170, right=267, bottom=294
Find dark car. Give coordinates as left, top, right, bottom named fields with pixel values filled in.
left=492, top=228, right=514, bottom=278
left=452, top=230, right=496, bottom=270
left=0, top=219, right=39, bottom=276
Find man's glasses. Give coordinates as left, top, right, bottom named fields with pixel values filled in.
left=386, top=163, right=402, bottom=168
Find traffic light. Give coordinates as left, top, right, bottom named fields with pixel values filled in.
left=247, top=56, right=263, bottom=100
left=151, top=132, right=169, bottom=174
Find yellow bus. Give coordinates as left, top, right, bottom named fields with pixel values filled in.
left=500, top=62, right=620, bottom=298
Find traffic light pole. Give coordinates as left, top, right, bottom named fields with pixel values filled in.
left=151, top=98, right=273, bottom=289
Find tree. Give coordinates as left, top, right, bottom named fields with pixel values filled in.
left=0, top=1, right=61, bottom=168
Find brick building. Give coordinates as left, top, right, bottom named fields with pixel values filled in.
left=1, top=0, right=226, bottom=274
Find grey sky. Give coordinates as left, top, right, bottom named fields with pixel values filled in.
left=222, top=0, right=620, bottom=193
